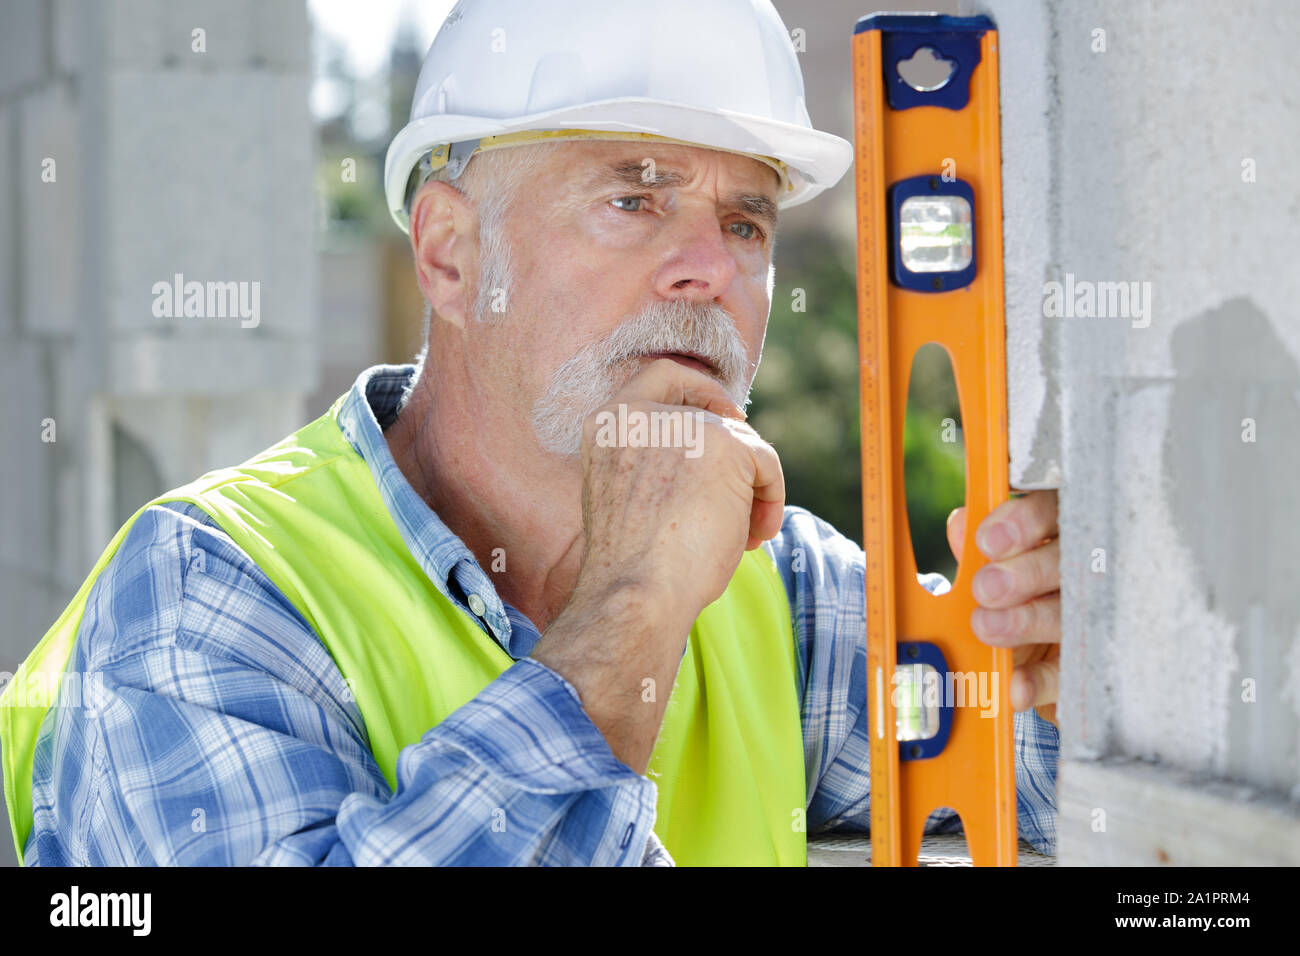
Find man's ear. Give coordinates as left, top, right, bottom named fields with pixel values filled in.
left=409, top=180, right=475, bottom=330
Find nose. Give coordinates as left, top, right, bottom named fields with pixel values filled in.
left=652, top=206, right=739, bottom=302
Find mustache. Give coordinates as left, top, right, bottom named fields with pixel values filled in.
left=585, top=299, right=753, bottom=399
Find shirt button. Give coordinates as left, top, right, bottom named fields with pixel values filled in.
left=467, top=593, right=487, bottom=617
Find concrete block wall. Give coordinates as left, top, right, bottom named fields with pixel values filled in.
left=970, top=0, right=1300, bottom=863
left=0, top=104, right=16, bottom=337
left=1, top=1, right=87, bottom=773
left=0, top=0, right=317, bottom=867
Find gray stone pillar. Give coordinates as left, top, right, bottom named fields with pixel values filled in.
left=0, top=0, right=317, bottom=867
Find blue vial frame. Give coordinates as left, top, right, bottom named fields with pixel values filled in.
left=896, top=641, right=955, bottom=761
left=888, top=175, right=977, bottom=293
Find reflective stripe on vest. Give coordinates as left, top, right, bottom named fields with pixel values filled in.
left=1, top=394, right=807, bottom=866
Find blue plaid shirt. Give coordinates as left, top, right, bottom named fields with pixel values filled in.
left=25, top=364, right=1059, bottom=866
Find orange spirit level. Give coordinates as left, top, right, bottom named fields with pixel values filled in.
left=852, top=14, right=1016, bottom=866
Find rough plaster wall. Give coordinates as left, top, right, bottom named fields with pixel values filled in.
left=969, top=0, right=1300, bottom=810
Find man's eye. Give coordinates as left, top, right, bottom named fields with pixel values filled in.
left=730, top=221, right=761, bottom=241
left=610, top=196, right=646, bottom=212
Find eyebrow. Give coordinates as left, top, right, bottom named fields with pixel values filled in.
left=587, top=159, right=780, bottom=232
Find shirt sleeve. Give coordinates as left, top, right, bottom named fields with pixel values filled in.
left=27, top=502, right=662, bottom=866
left=761, top=506, right=1060, bottom=856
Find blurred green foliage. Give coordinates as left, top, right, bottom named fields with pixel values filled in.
left=316, top=152, right=388, bottom=233
left=749, top=233, right=965, bottom=581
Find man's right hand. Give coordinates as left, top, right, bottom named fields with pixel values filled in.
left=580, top=358, right=785, bottom=612
left=529, top=358, right=785, bottom=774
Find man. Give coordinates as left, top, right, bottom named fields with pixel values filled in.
left=3, top=0, right=1060, bottom=865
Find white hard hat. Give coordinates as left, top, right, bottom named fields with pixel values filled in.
left=383, top=0, right=854, bottom=233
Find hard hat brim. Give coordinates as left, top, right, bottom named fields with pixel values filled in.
left=384, top=97, right=854, bottom=233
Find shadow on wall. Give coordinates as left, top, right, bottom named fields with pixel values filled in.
left=1165, top=297, right=1300, bottom=794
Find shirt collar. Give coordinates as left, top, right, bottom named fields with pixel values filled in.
left=334, top=364, right=539, bottom=658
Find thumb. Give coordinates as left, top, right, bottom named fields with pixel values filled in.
left=946, top=506, right=966, bottom=563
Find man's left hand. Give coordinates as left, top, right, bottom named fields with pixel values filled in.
left=946, top=490, right=1060, bottom=729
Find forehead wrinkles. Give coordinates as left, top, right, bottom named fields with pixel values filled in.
left=559, top=144, right=779, bottom=224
